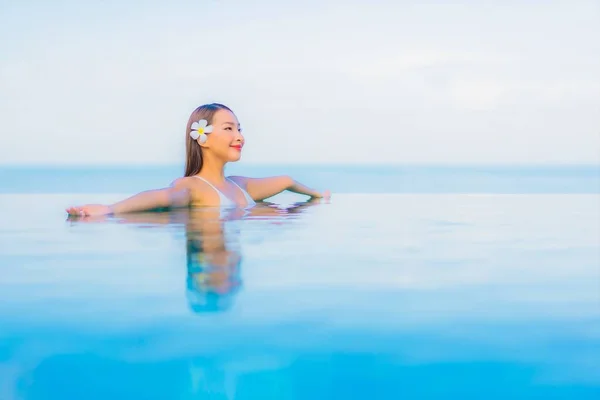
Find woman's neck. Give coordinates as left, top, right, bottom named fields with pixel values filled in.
left=199, top=154, right=227, bottom=183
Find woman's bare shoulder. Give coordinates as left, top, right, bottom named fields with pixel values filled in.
left=170, top=176, right=200, bottom=188
left=171, top=176, right=220, bottom=205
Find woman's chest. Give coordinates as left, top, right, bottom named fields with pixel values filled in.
left=190, top=184, right=247, bottom=207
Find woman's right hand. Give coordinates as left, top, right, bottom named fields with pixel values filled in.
left=66, top=204, right=113, bottom=217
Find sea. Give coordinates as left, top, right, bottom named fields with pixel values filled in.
left=0, top=164, right=599, bottom=399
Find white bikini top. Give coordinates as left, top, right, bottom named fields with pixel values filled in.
left=192, top=176, right=256, bottom=208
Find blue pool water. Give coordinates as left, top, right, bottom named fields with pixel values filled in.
left=0, top=165, right=599, bottom=399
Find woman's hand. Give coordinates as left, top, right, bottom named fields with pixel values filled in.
left=66, top=204, right=113, bottom=217
left=313, top=190, right=331, bottom=200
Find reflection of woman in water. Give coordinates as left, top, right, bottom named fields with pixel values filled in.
left=185, top=207, right=244, bottom=313
left=185, top=200, right=324, bottom=313
left=68, top=200, right=324, bottom=314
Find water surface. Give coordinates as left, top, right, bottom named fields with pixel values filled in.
left=1, top=191, right=598, bottom=399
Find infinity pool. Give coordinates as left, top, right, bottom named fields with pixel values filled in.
left=1, top=193, right=599, bottom=399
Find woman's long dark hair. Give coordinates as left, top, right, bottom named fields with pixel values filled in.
left=184, top=103, right=234, bottom=177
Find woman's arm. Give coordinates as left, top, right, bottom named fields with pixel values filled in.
left=229, top=175, right=329, bottom=201
left=66, top=179, right=191, bottom=217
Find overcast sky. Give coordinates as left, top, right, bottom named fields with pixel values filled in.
left=1, top=0, right=598, bottom=165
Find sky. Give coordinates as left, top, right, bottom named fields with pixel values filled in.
left=0, top=0, right=599, bottom=165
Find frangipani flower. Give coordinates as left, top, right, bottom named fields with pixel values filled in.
left=190, top=119, right=213, bottom=143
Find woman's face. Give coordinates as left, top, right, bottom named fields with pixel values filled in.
left=203, top=109, right=245, bottom=162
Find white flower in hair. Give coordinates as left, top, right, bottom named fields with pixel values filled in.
left=190, top=119, right=213, bottom=144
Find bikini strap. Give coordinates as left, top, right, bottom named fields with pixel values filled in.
left=191, top=175, right=229, bottom=202
left=191, top=175, right=219, bottom=191
left=226, top=177, right=255, bottom=203
left=192, top=175, right=253, bottom=206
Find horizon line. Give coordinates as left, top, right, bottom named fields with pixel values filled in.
left=0, top=162, right=598, bottom=169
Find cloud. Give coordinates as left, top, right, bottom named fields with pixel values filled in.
left=0, top=1, right=598, bottom=165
